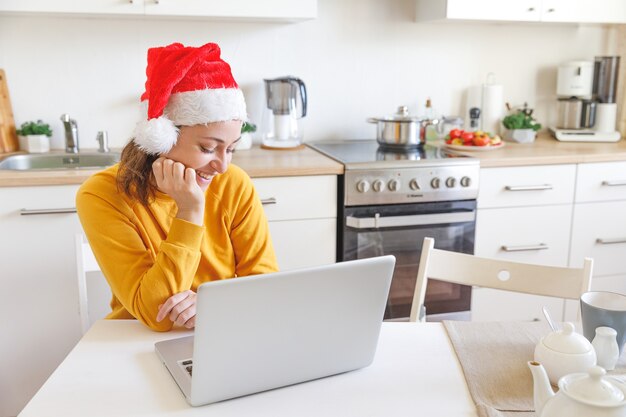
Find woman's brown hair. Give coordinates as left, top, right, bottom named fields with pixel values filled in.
left=116, top=140, right=159, bottom=207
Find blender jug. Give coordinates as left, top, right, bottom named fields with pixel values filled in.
left=261, top=76, right=307, bottom=149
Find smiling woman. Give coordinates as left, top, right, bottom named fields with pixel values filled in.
left=76, top=42, right=278, bottom=332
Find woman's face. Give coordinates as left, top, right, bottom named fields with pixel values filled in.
left=164, top=120, right=242, bottom=191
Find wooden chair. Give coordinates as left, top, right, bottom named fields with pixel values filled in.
left=409, top=237, right=594, bottom=322
left=75, top=234, right=111, bottom=334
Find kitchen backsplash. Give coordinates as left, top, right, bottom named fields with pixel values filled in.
left=0, top=0, right=620, bottom=150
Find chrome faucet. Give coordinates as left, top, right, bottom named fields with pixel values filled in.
left=60, top=114, right=79, bottom=154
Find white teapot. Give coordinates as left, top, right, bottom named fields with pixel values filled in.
left=534, top=322, right=596, bottom=384
left=528, top=361, right=626, bottom=417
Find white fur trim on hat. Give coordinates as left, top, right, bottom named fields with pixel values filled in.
left=133, top=116, right=179, bottom=155
left=133, top=88, right=246, bottom=155
left=165, top=88, right=247, bottom=126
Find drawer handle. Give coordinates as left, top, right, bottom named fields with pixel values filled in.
left=501, top=243, right=549, bottom=252
left=20, top=207, right=77, bottom=215
left=260, top=197, right=277, bottom=205
left=602, top=180, right=626, bottom=187
left=596, top=238, right=626, bottom=245
left=505, top=184, right=553, bottom=191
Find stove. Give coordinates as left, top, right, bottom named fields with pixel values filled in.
left=309, top=140, right=480, bottom=206
left=308, top=139, right=480, bottom=321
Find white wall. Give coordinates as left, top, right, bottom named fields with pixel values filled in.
left=0, top=0, right=618, bottom=150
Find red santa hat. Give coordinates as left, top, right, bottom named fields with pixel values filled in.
left=134, top=42, right=247, bottom=154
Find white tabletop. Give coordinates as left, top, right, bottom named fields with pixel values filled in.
left=19, top=320, right=478, bottom=417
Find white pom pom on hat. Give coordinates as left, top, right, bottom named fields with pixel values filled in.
left=133, top=42, right=247, bottom=155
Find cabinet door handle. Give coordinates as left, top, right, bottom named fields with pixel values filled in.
left=20, top=207, right=77, bottom=215
left=602, top=180, right=626, bottom=187
left=596, top=238, right=626, bottom=245
left=527, top=7, right=535, bottom=11
left=501, top=243, right=549, bottom=252
left=260, top=197, right=277, bottom=205
left=546, top=8, right=555, bottom=12
left=505, top=184, right=553, bottom=191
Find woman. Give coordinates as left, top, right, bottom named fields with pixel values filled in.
left=76, top=42, right=278, bottom=332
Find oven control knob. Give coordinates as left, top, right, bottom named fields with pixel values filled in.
left=372, top=179, right=385, bottom=192
left=430, top=177, right=441, bottom=189
left=388, top=179, right=400, bottom=192
left=409, top=179, right=420, bottom=191
left=460, top=176, right=472, bottom=187
left=356, top=180, right=370, bottom=193
left=445, top=177, right=456, bottom=188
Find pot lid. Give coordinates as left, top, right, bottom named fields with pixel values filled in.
left=542, top=322, right=593, bottom=354
left=368, top=105, right=424, bottom=123
left=560, top=366, right=626, bottom=406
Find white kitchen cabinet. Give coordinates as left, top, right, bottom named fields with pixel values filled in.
left=0, top=0, right=317, bottom=21
left=473, top=165, right=576, bottom=322
left=253, top=175, right=337, bottom=271
left=415, top=0, right=626, bottom=24
left=0, top=185, right=84, bottom=417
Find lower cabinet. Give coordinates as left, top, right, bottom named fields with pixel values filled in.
left=473, top=204, right=573, bottom=322
left=0, top=185, right=84, bottom=417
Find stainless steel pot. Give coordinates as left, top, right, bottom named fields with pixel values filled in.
left=368, top=106, right=437, bottom=149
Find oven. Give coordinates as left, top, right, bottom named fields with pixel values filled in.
left=308, top=140, right=480, bottom=321
left=340, top=200, right=476, bottom=320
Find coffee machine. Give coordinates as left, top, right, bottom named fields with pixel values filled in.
left=552, top=56, right=621, bottom=142
left=261, top=76, right=307, bottom=149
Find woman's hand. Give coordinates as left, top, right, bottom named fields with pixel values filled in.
left=152, top=157, right=205, bottom=225
left=157, top=290, right=197, bottom=329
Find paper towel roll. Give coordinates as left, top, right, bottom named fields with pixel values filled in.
left=481, top=81, right=504, bottom=135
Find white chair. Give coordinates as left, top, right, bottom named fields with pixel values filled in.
left=75, top=234, right=112, bottom=334
left=409, top=237, right=594, bottom=322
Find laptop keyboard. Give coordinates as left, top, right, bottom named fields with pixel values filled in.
left=181, top=359, right=193, bottom=376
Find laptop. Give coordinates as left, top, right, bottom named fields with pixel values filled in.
left=155, top=255, right=395, bottom=406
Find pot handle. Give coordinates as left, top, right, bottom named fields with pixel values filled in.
left=366, top=117, right=380, bottom=123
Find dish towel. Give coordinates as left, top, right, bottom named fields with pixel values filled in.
left=443, top=321, right=549, bottom=417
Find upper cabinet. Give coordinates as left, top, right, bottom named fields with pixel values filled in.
left=0, top=0, right=317, bottom=22
left=415, top=0, right=626, bottom=24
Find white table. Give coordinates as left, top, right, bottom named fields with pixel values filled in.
left=18, top=321, right=478, bottom=417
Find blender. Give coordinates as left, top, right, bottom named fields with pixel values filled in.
left=261, top=76, right=307, bottom=149
left=552, top=56, right=621, bottom=142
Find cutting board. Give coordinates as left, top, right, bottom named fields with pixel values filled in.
left=0, top=69, right=19, bottom=154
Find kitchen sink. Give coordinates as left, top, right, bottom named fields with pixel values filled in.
left=0, top=152, right=121, bottom=170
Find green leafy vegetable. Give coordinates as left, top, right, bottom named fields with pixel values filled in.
left=17, top=120, right=53, bottom=137
left=502, top=111, right=541, bottom=132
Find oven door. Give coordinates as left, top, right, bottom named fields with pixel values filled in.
left=341, top=200, right=476, bottom=320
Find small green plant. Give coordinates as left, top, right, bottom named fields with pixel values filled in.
left=241, top=121, right=257, bottom=134
left=17, top=120, right=53, bottom=137
left=502, top=105, right=541, bottom=132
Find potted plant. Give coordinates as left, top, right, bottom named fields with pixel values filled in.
left=237, top=121, right=256, bottom=150
left=17, top=120, right=53, bottom=153
left=502, top=104, right=542, bottom=143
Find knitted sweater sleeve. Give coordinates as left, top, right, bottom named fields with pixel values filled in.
left=76, top=177, right=203, bottom=332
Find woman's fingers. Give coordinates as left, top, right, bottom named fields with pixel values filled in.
left=156, top=290, right=197, bottom=329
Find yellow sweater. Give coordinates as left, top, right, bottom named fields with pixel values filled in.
left=76, top=163, right=278, bottom=331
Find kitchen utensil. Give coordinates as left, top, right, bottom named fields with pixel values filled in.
left=261, top=76, right=307, bottom=149
left=0, top=69, right=18, bottom=154
left=581, top=291, right=626, bottom=356
left=368, top=106, right=436, bottom=149
left=556, top=98, right=583, bottom=129
left=542, top=306, right=558, bottom=332
left=592, top=327, right=619, bottom=371
left=534, top=322, right=597, bottom=385
left=529, top=362, right=626, bottom=417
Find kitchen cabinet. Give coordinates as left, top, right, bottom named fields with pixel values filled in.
left=0, top=0, right=317, bottom=21
left=0, top=185, right=84, bottom=417
left=415, top=0, right=626, bottom=24
left=253, top=175, right=337, bottom=270
left=473, top=164, right=576, bottom=322
left=564, top=162, right=626, bottom=319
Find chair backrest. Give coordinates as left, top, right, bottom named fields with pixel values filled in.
left=409, top=237, right=594, bottom=322
left=75, top=234, right=111, bottom=334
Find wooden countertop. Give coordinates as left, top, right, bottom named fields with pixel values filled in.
left=441, top=133, right=626, bottom=168
left=0, top=145, right=344, bottom=187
